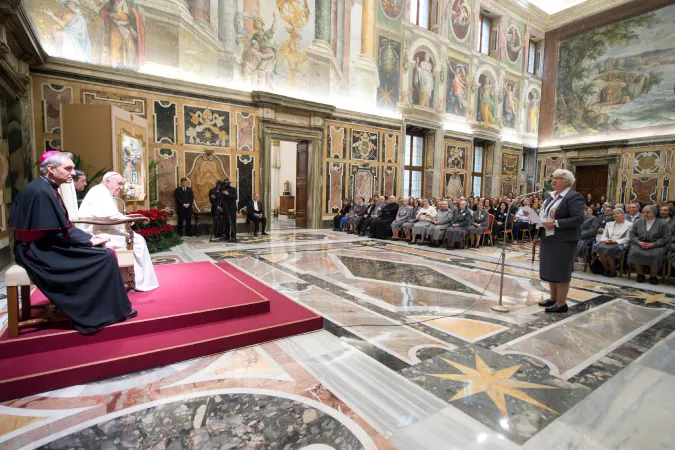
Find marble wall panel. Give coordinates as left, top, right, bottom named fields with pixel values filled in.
left=153, top=101, right=177, bottom=144
left=633, top=151, right=661, bottom=175
left=237, top=154, right=255, bottom=213
left=154, top=148, right=178, bottom=215
left=663, top=177, right=671, bottom=202
left=184, top=105, right=230, bottom=147
left=444, top=172, right=464, bottom=198
left=236, top=112, right=255, bottom=151
left=382, top=133, right=398, bottom=163
left=444, top=142, right=466, bottom=170
left=425, top=132, right=435, bottom=170
left=381, top=166, right=396, bottom=197
left=350, top=165, right=378, bottom=201
left=664, top=149, right=673, bottom=173
left=40, top=83, right=73, bottom=133
left=501, top=152, right=519, bottom=176
left=82, top=90, right=147, bottom=118
left=327, top=162, right=346, bottom=213
left=44, top=139, right=61, bottom=152
left=629, top=177, right=658, bottom=204
left=424, top=169, right=434, bottom=199
left=328, top=126, right=346, bottom=158
left=501, top=177, right=517, bottom=197
left=185, top=153, right=231, bottom=212
left=350, top=130, right=379, bottom=161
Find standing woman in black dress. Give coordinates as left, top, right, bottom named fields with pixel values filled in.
left=533, top=169, right=585, bottom=313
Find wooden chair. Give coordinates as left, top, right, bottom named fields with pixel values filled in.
left=503, top=214, right=515, bottom=244
left=532, top=239, right=539, bottom=263
left=520, top=224, right=533, bottom=242
left=480, top=214, right=494, bottom=247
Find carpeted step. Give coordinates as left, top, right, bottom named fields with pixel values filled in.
left=0, top=262, right=270, bottom=359
left=0, top=262, right=322, bottom=402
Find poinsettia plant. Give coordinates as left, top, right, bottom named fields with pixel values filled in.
left=131, top=209, right=182, bottom=253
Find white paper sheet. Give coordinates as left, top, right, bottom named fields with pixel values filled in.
left=521, top=206, right=542, bottom=225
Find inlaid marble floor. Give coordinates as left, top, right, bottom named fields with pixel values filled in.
left=1, top=227, right=674, bottom=449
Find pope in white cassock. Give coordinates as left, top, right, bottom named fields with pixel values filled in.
left=77, top=172, right=159, bottom=291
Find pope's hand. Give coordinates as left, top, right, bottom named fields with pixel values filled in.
left=90, top=236, right=109, bottom=247
left=140, top=217, right=150, bottom=224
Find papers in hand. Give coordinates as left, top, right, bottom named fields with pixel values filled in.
left=521, top=206, right=542, bottom=225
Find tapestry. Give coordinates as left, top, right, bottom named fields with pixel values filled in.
left=185, top=153, right=230, bottom=212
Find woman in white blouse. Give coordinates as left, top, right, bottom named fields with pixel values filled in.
left=410, top=200, right=437, bottom=245
left=592, top=208, right=632, bottom=277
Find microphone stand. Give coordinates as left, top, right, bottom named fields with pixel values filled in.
left=491, top=191, right=542, bottom=313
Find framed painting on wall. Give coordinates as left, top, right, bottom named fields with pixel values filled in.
left=118, top=129, right=147, bottom=201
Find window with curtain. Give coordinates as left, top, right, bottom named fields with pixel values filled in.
left=472, top=144, right=484, bottom=197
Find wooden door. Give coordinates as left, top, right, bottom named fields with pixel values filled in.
left=575, top=165, right=608, bottom=202
left=296, top=141, right=309, bottom=228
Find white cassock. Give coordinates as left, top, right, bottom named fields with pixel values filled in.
left=77, top=184, right=159, bottom=291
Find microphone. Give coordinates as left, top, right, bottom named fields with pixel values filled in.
left=515, top=190, right=543, bottom=199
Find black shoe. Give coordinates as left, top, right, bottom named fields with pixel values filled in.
left=650, top=277, right=659, bottom=285
left=607, top=271, right=617, bottom=278
left=126, top=309, right=138, bottom=319
left=333, top=228, right=340, bottom=231
left=545, top=304, right=568, bottom=313
left=538, top=299, right=556, bottom=307
left=602, top=268, right=610, bottom=276
left=253, top=233, right=258, bottom=236
left=230, top=238, right=238, bottom=242
left=262, top=232, right=268, bottom=236
left=637, top=274, right=646, bottom=283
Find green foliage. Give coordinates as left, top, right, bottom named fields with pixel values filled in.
left=146, top=232, right=183, bottom=253
left=148, top=159, right=160, bottom=208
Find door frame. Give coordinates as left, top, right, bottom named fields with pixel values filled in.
left=566, top=155, right=619, bottom=203
left=260, top=122, right=323, bottom=229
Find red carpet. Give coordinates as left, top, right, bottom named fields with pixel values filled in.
left=0, top=262, right=322, bottom=402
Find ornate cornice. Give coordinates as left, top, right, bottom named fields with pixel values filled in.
left=546, top=0, right=635, bottom=30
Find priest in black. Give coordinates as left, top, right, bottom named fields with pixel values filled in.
left=246, top=192, right=267, bottom=236
left=9, top=151, right=135, bottom=333
left=221, top=179, right=238, bottom=242
left=174, top=178, right=194, bottom=236
left=370, top=196, right=400, bottom=239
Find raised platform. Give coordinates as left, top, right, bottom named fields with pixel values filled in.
left=0, top=262, right=322, bottom=402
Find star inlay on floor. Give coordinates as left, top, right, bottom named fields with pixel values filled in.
left=428, top=354, right=559, bottom=418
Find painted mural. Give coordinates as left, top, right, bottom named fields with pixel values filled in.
left=504, top=23, right=524, bottom=69
left=446, top=59, right=469, bottom=117
left=502, top=81, right=519, bottom=129
left=448, top=0, right=472, bottom=45
left=411, top=51, right=436, bottom=109
left=554, top=4, right=675, bottom=137
left=526, top=88, right=540, bottom=134
left=377, top=37, right=401, bottom=111
left=476, top=71, right=497, bottom=127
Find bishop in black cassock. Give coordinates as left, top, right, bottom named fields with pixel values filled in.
left=9, top=152, right=134, bottom=333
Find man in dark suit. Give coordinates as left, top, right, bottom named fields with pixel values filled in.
left=532, top=169, right=585, bottom=313
left=221, top=179, right=238, bottom=242
left=175, top=177, right=194, bottom=236
left=246, top=192, right=268, bottom=236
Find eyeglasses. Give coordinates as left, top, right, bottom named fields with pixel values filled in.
left=551, top=177, right=565, bottom=180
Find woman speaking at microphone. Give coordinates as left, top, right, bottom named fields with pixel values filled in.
left=529, top=169, right=585, bottom=313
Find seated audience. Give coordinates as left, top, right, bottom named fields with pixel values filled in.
left=625, top=203, right=642, bottom=223
left=628, top=205, right=670, bottom=285
left=401, top=198, right=420, bottom=241
left=391, top=198, right=413, bottom=240
left=593, top=208, right=632, bottom=277
left=576, top=206, right=599, bottom=261
left=371, top=196, right=399, bottom=239
left=339, top=200, right=356, bottom=231
left=353, top=197, right=376, bottom=234
left=512, top=199, right=531, bottom=241
left=411, top=199, right=436, bottom=244
left=358, top=196, right=386, bottom=236
left=492, top=202, right=509, bottom=240
left=585, top=193, right=593, bottom=207
left=333, top=198, right=350, bottom=231
left=445, top=200, right=471, bottom=249
left=531, top=197, right=541, bottom=214
left=661, top=203, right=675, bottom=231
left=427, top=201, right=454, bottom=247
left=347, top=197, right=368, bottom=233
left=467, top=201, right=489, bottom=248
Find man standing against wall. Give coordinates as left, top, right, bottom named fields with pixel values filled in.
left=175, top=177, right=194, bottom=237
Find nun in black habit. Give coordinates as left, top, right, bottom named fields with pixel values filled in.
left=371, top=196, right=400, bottom=239
left=9, top=151, right=135, bottom=333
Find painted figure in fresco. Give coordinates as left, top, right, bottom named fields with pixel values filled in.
left=241, top=12, right=278, bottom=89
left=527, top=91, right=540, bottom=133
left=477, top=74, right=496, bottom=126
left=446, top=63, right=468, bottom=116
left=413, top=53, right=435, bottom=108
left=94, top=0, right=146, bottom=70
left=506, top=26, right=523, bottom=62
left=502, top=83, right=517, bottom=128
left=450, top=0, right=471, bottom=41
left=41, top=0, right=92, bottom=63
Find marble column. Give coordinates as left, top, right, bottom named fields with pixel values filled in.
left=187, top=0, right=211, bottom=24
left=217, top=0, right=238, bottom=81
left=315, top=0, right=332, bottom=44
